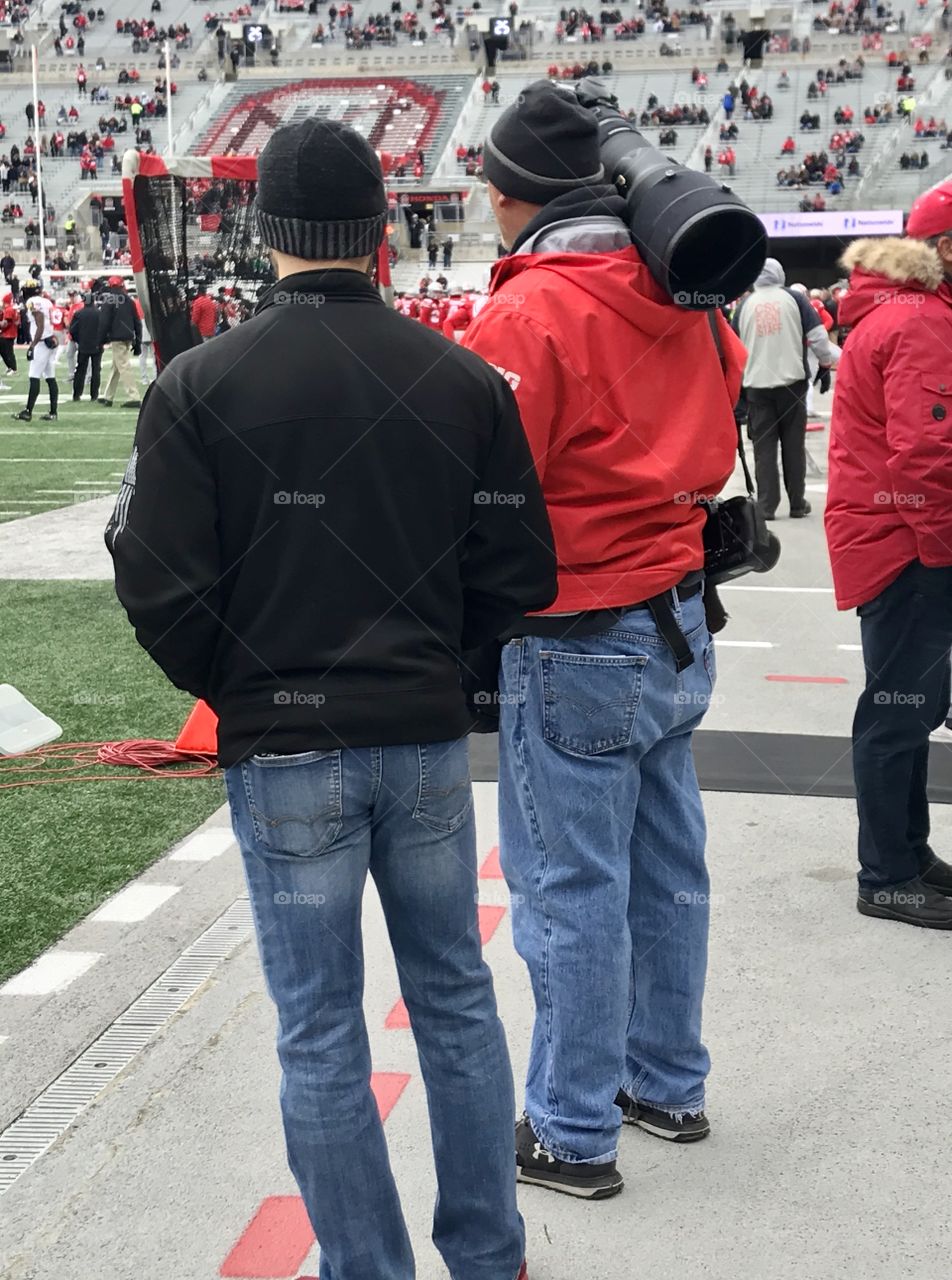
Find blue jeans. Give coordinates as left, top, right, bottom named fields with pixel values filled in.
left=225, top=739, right=524, bottom=1280
left=498, top=590, right=714, bottom=1164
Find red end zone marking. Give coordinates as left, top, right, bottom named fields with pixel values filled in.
left=221, top=1075, right=410, bottom=1276
left=220, top=1196, right=314, bottom=1278
left=478, top=904, right=506, bottom=944
left=765, top=675, right=848, bottom=684
left=385, top=997, right=410, bottom=1029
left=371, top=1070, right=411, bottom=1120
left=385, top=909, right=506, bottom=1029
left=480, top=845, right=504, bottom=878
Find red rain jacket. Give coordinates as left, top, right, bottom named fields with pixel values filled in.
left=463, top=243, right=745, bottom=612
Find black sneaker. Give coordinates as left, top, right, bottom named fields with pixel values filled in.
left=615, top=1089, right=711, bottom=1142
left=857, top=876, right=952, bottom=928
left=11, top=409, right=31, bottom=421
left=41, top=412, right=57, bottom=421
left=97, top=397, right=113, bottom=406
left=920, top=853, right=952, bottom=896
left=790, top=501, right=812, bottom=518
left=515, top=1115, right=623, bottom=1199
left=120, top=400, right=142, bottom=408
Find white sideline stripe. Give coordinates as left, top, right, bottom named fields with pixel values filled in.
left=36, top=489, right=110, bottom=495
left=838, top=644, right=863, bottom=651
left=169, top=828, right=235, bottom=862
left=91, top=884, right=181, bottom=923
left=716, top=640, right=774, bottom=648
left=0, top=458, right=129, bottom=462
left=0, top=430, right=133, bottom=436
left=0, top=951, right=102, bottom=996
left=719, top=585, right=834, bottom=593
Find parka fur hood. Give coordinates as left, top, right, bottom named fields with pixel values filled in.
left=840, top=236, right=945, bottom=291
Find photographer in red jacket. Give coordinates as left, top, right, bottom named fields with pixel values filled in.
left=826, top=178, right=952, bottom=928
left=463, top=81, right=745, bottom=1197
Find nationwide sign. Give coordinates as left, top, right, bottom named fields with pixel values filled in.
left=759, top=210, right=903, bottom=238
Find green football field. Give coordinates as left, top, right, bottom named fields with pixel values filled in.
left=0, top=581, right=226, bottom=984
left=0, top=355, right=226, bottom=984
left=0, top=360, right=143, bottom=522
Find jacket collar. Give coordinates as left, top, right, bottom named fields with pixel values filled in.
left=255, top=268, right=382, bottom=315
left=510, top=185, right=631, bottom=257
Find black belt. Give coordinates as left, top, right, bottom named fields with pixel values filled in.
left=509, top=571, right=703, bottom=672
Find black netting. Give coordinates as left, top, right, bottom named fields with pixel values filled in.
left=131, top=169, right=275, bottom=367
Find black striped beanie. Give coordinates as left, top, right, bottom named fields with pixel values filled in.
left=255, top=118, right=388, bottom=260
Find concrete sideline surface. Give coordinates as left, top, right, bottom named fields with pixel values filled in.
left=1, top=787, right=951, bottom=1280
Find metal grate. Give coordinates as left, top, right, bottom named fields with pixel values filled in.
left=0, top=896, right=254, bottom=1194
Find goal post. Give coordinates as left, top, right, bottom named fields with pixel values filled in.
left=121, top=148, right=393, bottom=370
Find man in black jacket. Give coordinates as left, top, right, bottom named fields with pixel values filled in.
left=70, top=296, right=104, bottom=401
left=106, top=119, right=555, bottom=1280
left=97, top=276, right=142, bottom=407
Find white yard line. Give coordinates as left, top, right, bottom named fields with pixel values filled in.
left=0, top=952, right=102, bottom=997
left=169, top=829, right=236, bottom=863
left=91, top=885, right=182, bottom=924
left=716, top=640, right=776, bottom=648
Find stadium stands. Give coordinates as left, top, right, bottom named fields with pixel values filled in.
left=193, top=73, right=471, bottom=176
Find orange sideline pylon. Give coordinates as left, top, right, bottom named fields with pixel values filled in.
left=174, top=699, right=219, bottom=756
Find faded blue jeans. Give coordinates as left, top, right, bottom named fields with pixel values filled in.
left=498, top=589, right=714, bottom=1164
left=225, top=739, right=524, bottom=1280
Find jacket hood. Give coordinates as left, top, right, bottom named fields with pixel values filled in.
left=492, top=185, right=699, bottom=337
left=755, top=257, right=785, bottom=287
left=838, top=236, right=949, bottom=326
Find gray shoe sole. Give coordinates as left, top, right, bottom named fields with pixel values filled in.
left=857, top=898, right=952, bottom=928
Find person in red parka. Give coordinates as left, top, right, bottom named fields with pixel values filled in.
left=826, top=177, right=952, bottom=928
left=463, top=81, right=745, bottom=1196
left=0, top=290, right=17, bottom=387
left=190, top=282, right=218, bottom=340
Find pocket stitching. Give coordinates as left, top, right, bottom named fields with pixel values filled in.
left=243, top=751, right=343, bottom=857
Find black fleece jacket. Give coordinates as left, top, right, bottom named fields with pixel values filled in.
left=105, top=269, right=556, bottom=766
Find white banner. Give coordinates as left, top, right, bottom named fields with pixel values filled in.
left=759, top=210, right=903, bottom=238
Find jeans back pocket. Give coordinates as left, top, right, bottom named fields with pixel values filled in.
left=412, top=740, right=474, bottom=834
left=540, top=650, right=648, bottom=757
left=242, top=750, right=343, bottom=858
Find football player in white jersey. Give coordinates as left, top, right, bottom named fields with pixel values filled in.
left=12, top=282, right=60, bottom=421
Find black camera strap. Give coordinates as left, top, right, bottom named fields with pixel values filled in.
left=706, top=310, right=755, bottom=498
